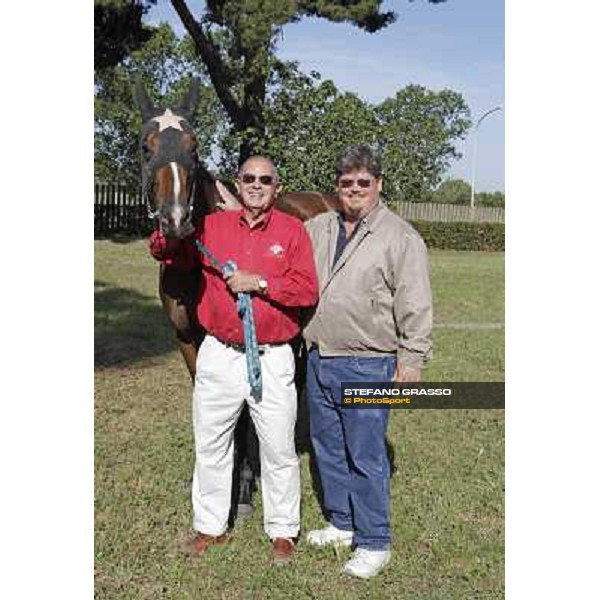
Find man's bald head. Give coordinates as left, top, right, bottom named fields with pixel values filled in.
left=236, top=155, right=281, bottom=221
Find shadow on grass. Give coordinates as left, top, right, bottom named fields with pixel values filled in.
left=95, top=279, right=176, bottom=368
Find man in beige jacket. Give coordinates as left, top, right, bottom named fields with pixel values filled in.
left=303, top=144, right=433, bottom=578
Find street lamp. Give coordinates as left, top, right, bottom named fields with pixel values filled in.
left=470, top=105, right=503, bottom=208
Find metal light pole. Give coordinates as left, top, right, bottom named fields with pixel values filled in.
left=470, top=105, right=503, bottom=208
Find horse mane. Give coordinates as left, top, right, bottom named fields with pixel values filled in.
left=192, top=162, right=242, bottom=222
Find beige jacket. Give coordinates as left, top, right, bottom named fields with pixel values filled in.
left=303, top=202, right=433, bottom=369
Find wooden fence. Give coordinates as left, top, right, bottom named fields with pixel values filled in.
left=94, top=182, right=505, bottom=236
left=390, top=200, right=504, bottom=224
left=94, top=183, right=149, bottom=236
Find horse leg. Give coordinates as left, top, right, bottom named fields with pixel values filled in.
left=158, top=265, right=259, bottom=521
left=175, top=328, right=201, bottom=380
left=158, top=266, right=202, bottom=380
left=230, top=405, right=260, bottom=523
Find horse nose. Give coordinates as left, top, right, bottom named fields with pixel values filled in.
left=160, top=202, right=191, bottom=234
left=174, top=202, right=190, bottom=225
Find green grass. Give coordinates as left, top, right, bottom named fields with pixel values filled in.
left=95, top=240, right=504, bottom=599
left=430, top=250, right=504, bottom=327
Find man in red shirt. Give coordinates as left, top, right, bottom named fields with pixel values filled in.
left=149, top=156, right=318, bottom=565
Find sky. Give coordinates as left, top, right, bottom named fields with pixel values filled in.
left=145, top=0, right=504, bottom=192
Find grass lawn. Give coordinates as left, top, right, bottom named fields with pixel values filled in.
left=95, top=240, right=504, bottom=599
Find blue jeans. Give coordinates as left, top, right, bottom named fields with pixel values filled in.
left=306, top=348, right=396, bottom=550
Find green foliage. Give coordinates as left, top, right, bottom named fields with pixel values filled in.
left=95, top=6, right=469, bottom=196
left=218, top=64, right=470, bottom=198
left=432, top=179, right=505, bottom=207
left=94, top=0, right=156, bottom=69
left=94, top=24, right=222, bottom=185
left=410, top=220, right=505, bottom=251
left=202, top=0, right=398, bottom=49
left=96, top=38, right=471, bottom=197
left=296, top=0, right=397, bottom=32
left=476, top=191, right=505, bottom=208
left=378, top=85, right=471, bottom=202
left=218, top=63, right=379, bottom=191
left=433, top=178, right=472, bottom=204
left=173, top=0, right=446, bottom=161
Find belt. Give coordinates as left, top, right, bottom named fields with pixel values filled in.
left=224, top=340, right=265, bottom=355
left=218, top=338, right=286, bottom=354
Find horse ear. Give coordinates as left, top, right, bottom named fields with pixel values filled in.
left=178, top=79, right=200, bottom=120
left=133, top=76, right=155, bottom=122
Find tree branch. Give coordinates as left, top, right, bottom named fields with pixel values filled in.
left=171, top=0, right=244, bottom=127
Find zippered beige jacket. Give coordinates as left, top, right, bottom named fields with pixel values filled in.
left=303, top=202, right=433, bottom=369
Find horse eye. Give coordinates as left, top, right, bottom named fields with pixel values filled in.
left=142, top=143, right=151, bottom=159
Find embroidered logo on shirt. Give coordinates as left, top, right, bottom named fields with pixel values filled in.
left=269, top=244, right=284, bottom=257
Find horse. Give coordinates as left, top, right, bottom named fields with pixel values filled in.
left=134, top=79, right=339, bottom=520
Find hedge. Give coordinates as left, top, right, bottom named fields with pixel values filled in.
left=408, top=220, right=505, bottom=252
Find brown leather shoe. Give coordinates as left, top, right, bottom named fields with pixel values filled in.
left=185, top=532, right=229, bottom=556
left=272, top=537, right=295, bottom=566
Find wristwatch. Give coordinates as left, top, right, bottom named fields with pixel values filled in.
left=257, top=277, right=268, bottom=294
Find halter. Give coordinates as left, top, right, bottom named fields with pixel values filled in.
left=142, top=162, right=160, bottom=220
left=142, top=154, right=200, bottom=225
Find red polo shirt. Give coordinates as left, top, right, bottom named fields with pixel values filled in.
left=149, top=208, right=318, bottom=345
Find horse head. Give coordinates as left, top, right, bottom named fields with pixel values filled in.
left=134, top=78, right=205, bottom=239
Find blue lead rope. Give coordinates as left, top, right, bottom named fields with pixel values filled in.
left=194, top=239, right=263, bottom=402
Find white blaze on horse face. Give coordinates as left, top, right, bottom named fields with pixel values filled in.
left=169, top=162, right=186, bottom=228
left=170, top=162, right=181, bottom=200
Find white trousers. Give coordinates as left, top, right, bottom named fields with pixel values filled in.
left=191, top=335, right=300, bottom=539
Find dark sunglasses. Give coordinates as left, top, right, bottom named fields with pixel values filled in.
left=240, top=174, right=275, bottom=186
left=338, top=178, right=373, bottom=189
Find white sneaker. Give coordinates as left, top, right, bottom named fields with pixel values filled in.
left=341, top=548, right=391, bottom=578
left=306, top=523, right=353, bottom=547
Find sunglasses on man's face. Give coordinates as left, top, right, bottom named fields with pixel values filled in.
left=338, top=178, right=373, bottom=189
left=240, top=173, right=275, bottom=186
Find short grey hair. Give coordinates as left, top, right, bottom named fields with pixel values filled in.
left=239, top=155, right=279, bottom=181
left=335, top=144, right=382, bottom=180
